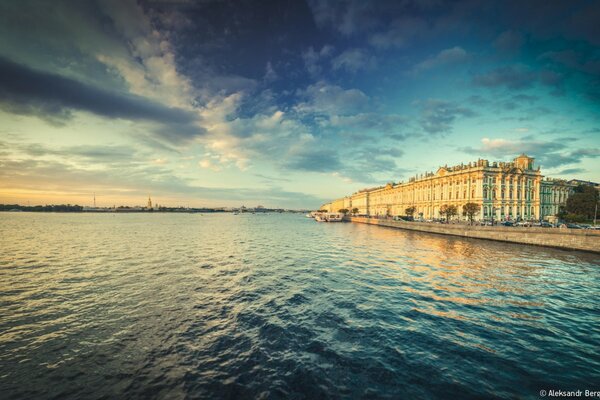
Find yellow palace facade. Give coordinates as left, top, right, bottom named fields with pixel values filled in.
left=322, top=155, right=573, bottom=222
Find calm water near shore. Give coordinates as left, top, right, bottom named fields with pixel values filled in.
left=1, top=212, right=599, bottom=399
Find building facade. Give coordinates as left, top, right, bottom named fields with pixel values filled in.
left=321, top=155, right=573, bottom=222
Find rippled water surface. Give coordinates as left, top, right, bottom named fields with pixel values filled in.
left=1, top=213, right=599, bottom=399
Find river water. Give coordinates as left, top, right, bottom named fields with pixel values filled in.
left=0, top=213, right=599, bottom=399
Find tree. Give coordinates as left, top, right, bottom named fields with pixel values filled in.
left=439, top=204, right=457, bottom=223
left=564, top=185, right=599, bottom=220
left=338, top=208, right=349, bottom=214
left=447, top=205, right=458, bottom=222
left=405, top=206, right=416, bottom=218
left=351, top=207, right=359, bottom=216
left=462, top=202, right=481, bottom=225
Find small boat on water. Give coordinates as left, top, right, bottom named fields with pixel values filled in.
left=325, top=212, right=343, bottom=222
left=314, top=214, right=326, bottom=222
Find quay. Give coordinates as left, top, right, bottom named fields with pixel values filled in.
left=348, top=216, right=600, bottom=254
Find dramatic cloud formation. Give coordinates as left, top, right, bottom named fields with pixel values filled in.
left=0, top=57, right=200, bottom=135
left=0, top=0, right=598, bottom=208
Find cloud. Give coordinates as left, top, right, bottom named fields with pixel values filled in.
left=368, top=16, right=428, bottom=48
left=328, top=113, right=407, bottom=135
left=538, top=49, right=600, bottom=76
left=412, top=46, right=468, bottom=74
left=295, top=81, right=369, bottom=116
left=418, top=99, right=476, bottom=134
left=302, top=45, right=335, bottom=77
left=198, top=158, right=222, bottom=172
left=331, top=48, right=376, bottom=73
left=307, top=0, right=380, bottom=36
left=472, top=64, right=536, bottom=89
left=263, top=62, right=279, bottom=82
left=460, top=137, right=600, bottom=169
left=284, top=149, right=342, bottom=172
left=493, top=30, right=524, bottom=54
left=94, top=0, right=195, bottom=109
left=556, top=167, right=586, bottom=175
left=0, top=56, right=203, bottom=142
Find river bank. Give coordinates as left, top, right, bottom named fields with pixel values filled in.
left=349, top=216, right=600, bottom=253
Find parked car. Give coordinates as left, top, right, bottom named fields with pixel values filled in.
left=566, top=223, right=582, bottom=229
left=540, top=222, right=553, bottom=228
left=579, top=224, right=592, bottom=229
left=500, top=221, right=514, bottom=226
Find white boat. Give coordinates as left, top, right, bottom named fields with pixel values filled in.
left=325, top=212, right=343, bottom=222
left=314, top=214, right=326, bottom=222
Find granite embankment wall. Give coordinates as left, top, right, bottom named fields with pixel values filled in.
left=349, top=217, right=600, bottom=254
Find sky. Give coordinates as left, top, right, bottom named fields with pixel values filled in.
left=0, top=0, right=599, bottom=209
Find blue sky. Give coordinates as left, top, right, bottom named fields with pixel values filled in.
left=0, top=0, right=599, bottom=208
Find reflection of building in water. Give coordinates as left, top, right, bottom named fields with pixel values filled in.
left=321, top=154, right=574, bottom=221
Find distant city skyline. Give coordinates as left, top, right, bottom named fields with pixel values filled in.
left=0, top=0, right=599, bottom=208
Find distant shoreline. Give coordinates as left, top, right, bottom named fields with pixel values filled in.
left=0, top=205, right=308, bottom=214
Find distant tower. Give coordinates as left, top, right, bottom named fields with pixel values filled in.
left=147, top=195, right=152, bottom=209
left=93, top=192, right=96, bottom=208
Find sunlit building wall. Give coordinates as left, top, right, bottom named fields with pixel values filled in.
left=323, top=155, right=574, bottom=221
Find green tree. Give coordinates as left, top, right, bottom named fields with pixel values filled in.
left=565, top=185, right=599, bottom=220
left=405, top=206, right=416, bottom=218
left=338, top=208, right=349, bottom=214
left=351, top=207, right=359, bottom=216
left=439, top=204, right=457, bottom=223
left=462, top=202, right=481, bottom=225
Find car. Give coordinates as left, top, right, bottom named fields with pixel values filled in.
left=579, top=224, right=592, bottom=229
left=500, top=221, right=514, bottom=226
left=515, top=221, right=531, bottom=227
left=566, top=223, right=582, bottom=229
left=540, top=222, right=553, bottom=228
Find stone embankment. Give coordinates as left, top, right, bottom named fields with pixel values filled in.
left=349, top=217, right=600, bottom=254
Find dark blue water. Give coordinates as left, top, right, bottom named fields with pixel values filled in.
left=1, top=213, right=599, bottom=399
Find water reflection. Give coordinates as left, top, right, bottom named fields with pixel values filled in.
left=0, top=213, right=599, bottom=399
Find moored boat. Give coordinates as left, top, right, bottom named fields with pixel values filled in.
left=325, top=212, right=343, bottom=222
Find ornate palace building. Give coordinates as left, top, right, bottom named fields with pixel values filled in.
left=321, top=154, right=573, bottom=222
